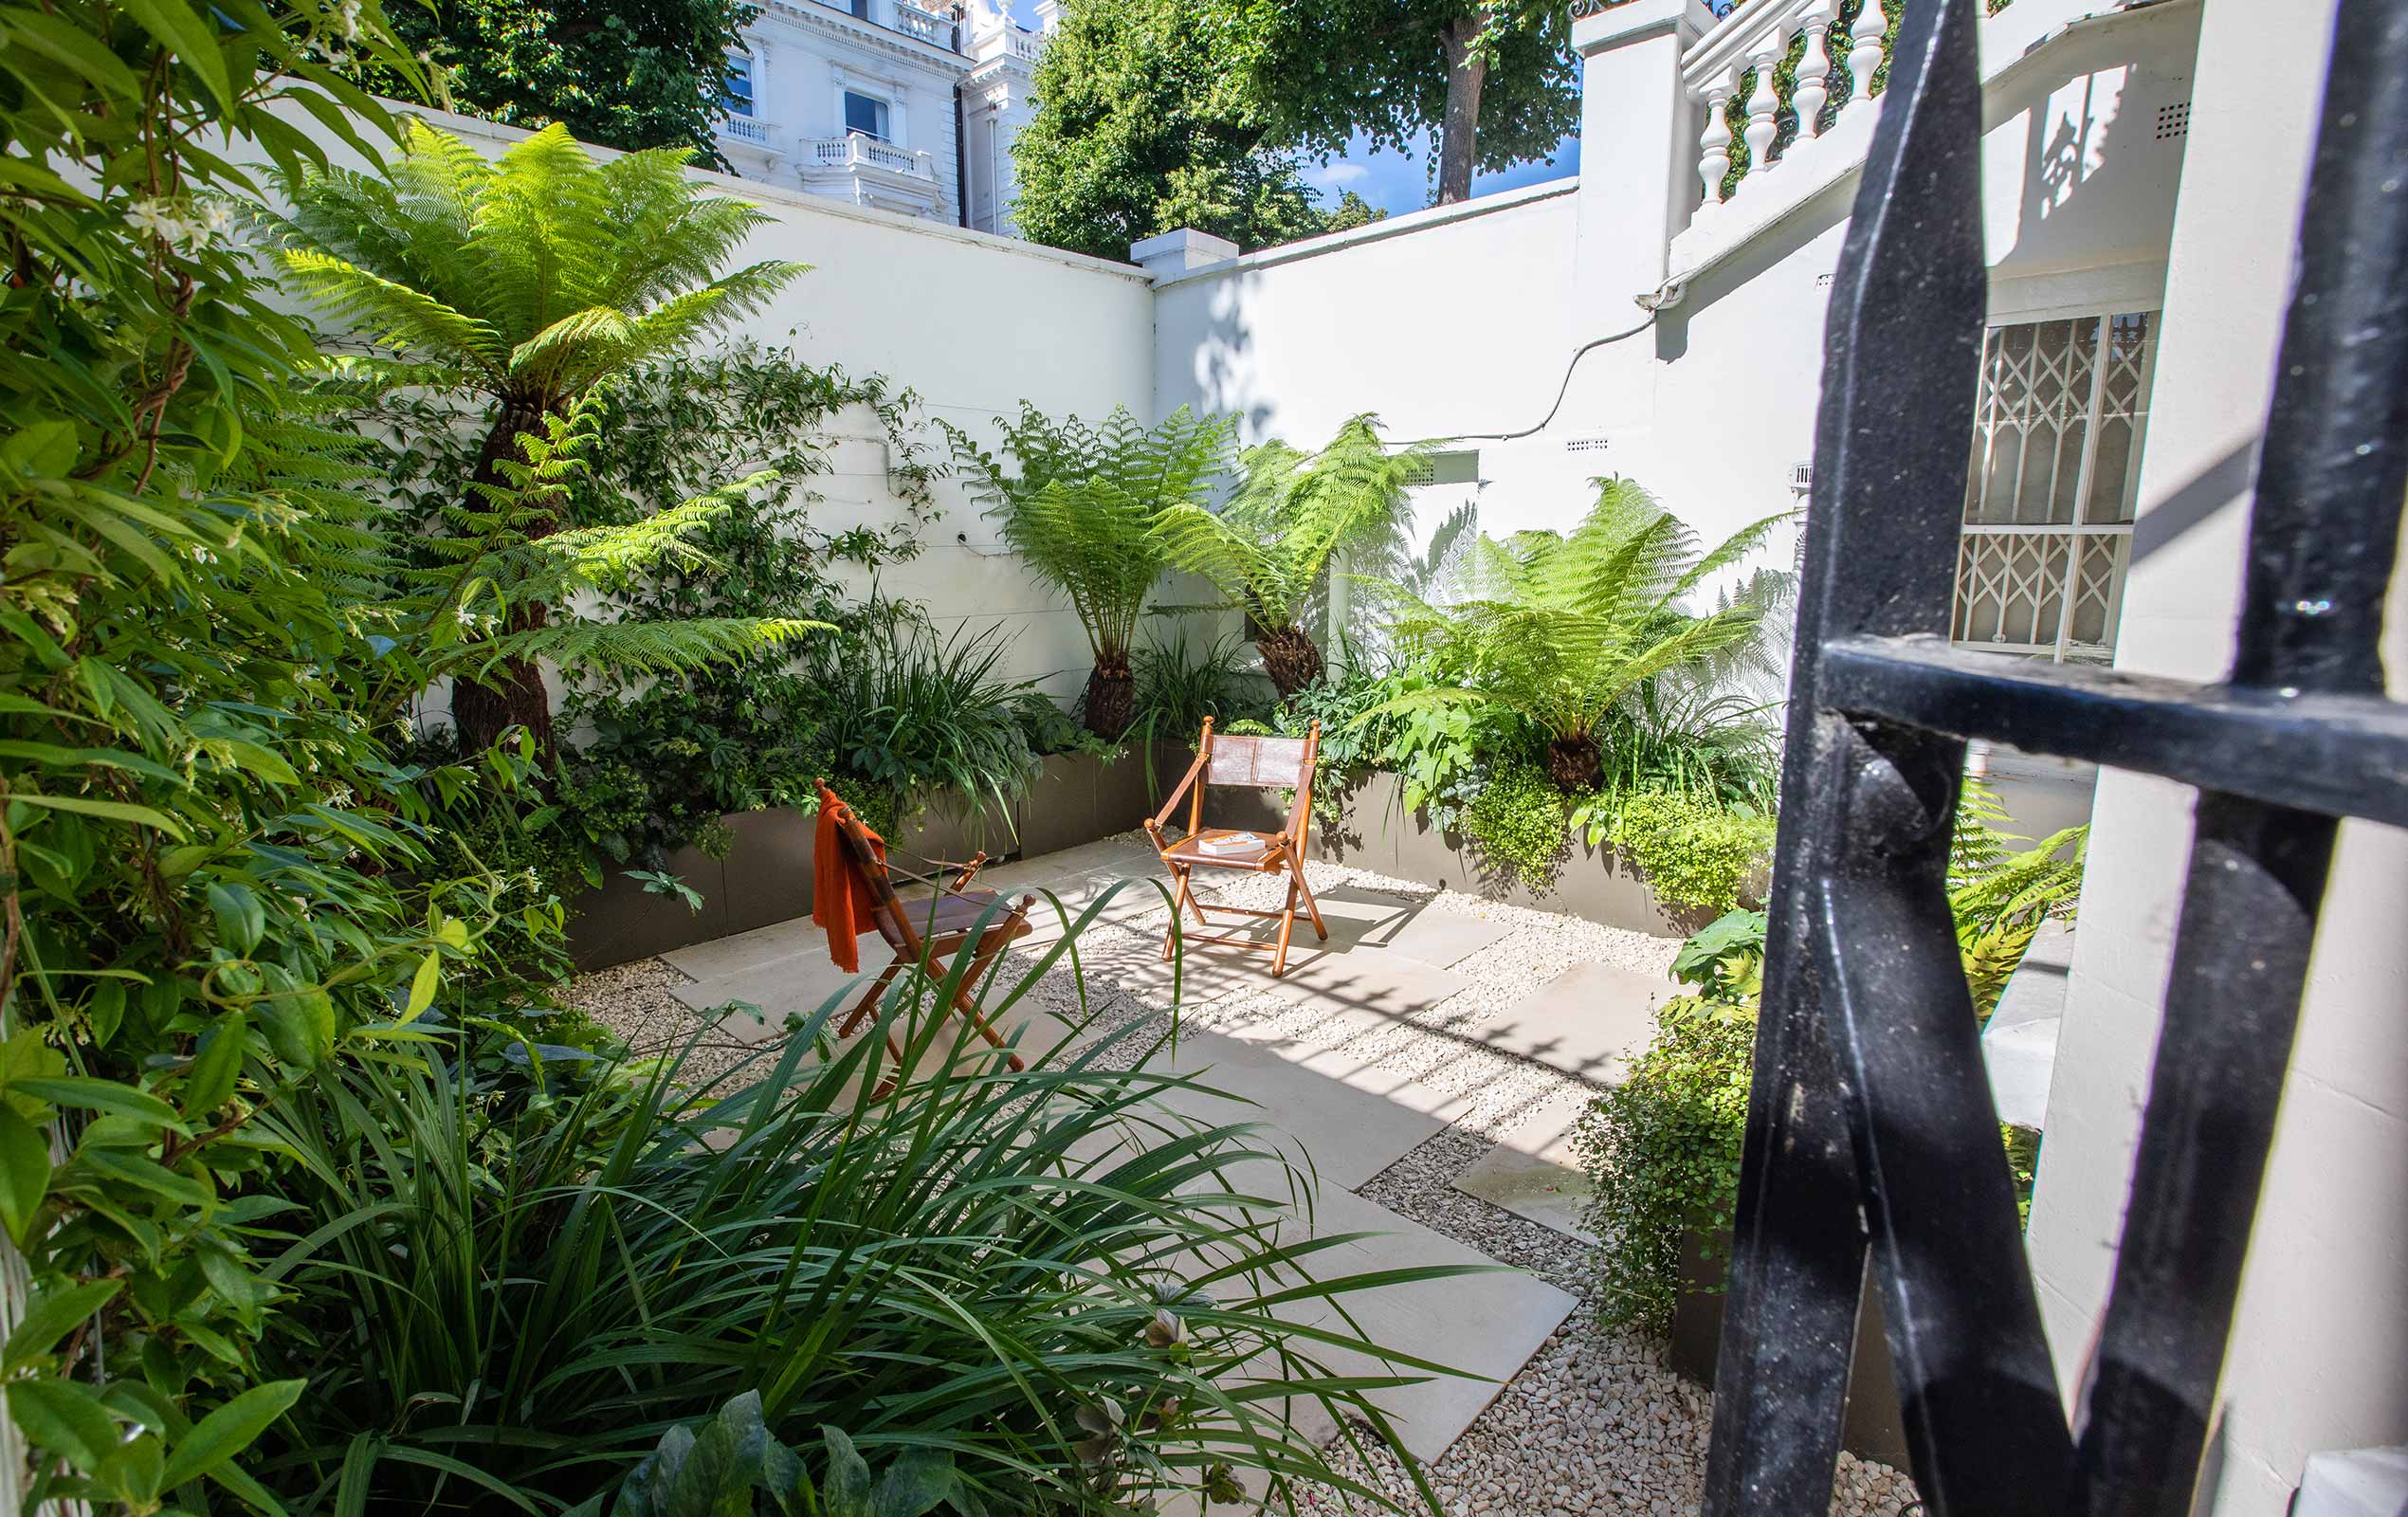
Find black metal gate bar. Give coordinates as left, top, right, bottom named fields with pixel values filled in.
left=1701, top=0, right=2408, bottom=1511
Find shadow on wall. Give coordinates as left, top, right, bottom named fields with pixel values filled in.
left=1656, top=8, right=2198, bottom=357
left=1193, top=273, right=1273, bottom=443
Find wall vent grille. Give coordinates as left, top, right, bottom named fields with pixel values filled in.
left=1564, top=437, right=1611, bottom=454
left=2156, top=101, right=2191, bottom=139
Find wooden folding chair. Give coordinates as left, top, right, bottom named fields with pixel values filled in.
left=1141, top=717, right=1328, bottom=977
left=819, top=794, right=1035, bottom=1086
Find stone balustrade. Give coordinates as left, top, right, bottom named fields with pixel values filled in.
left=1684, top=0, right=1895, bottom=209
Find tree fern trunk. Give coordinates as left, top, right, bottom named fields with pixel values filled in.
left=452, top=398, right=558, bottom=758
left=1547, top=734, right=1601, bottom=792
left=1254, top=625, right=1323, bottom=703
left=1083, top=652, right=1136, bottom=740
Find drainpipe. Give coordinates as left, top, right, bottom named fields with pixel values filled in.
left=953, top=90, right=969, bottom=227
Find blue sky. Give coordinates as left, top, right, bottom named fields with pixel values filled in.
left=1003, top=0, right=1581, bottom=219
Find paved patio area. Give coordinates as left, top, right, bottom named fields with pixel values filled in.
left=568, top=832, right=1922, bottom=1514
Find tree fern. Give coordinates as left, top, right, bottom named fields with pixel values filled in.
left=945, top=403, right=1231, bottom=736
left=1371, top=477, right=1792, bottom=791
left=1151, top=413, right=1429, bottom=699
left=270, top=119, right=808, bottom=753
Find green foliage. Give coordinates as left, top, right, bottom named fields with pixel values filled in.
left=946, top=403, right=1232, bottom=737
left=1571, top=1001, right=1756, bottom=1335
left=1158, top=416, right=1427, bottom=634
left=1012, top=0, right=1391, bottom=259
left=257, top=948, right=1467, bottom=1514
left=614, top=1395, right=968, bottom=1517
left=1249, top=0, right=1580, bottom=203
left=276, top=121, right=800, bottom=415
left=811, top=621, right=1042, bottom=829
left=1605, top=791, right=1774, bottom=915
left=1461, top=763, right=1570, bottom=890
left=0, top=0, right=541, bottom=1499
left=1949, top=779, right=2087, bottom=1024
left=274, top=119, right=811, bottom=751
left=381, top=0, right=758, bottom=171
left=1371, top=477, right=1790, bottom=791
left=1669, top=909, right=1766, bottom=1005
left=1128, top=632, right=1277, bottom=747
left=1577, top=780, right=2075, bottom=1335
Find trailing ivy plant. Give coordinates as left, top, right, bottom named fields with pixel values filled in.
left=946, top=404, right=1233, bottom=738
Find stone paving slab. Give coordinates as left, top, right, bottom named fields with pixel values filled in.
left=1470, top=960, right=1674, bottom=1087
left=1253, top=1182, right=1578, bottom=1464
left=661, top=913, right=827, bottom=983
left=1132, top=1029, right=1452, bottom=1192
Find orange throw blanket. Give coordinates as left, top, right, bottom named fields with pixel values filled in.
left=812, top=782, right=886, bottom=973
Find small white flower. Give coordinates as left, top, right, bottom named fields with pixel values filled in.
left=125, top=198, right=180, bottom=242
left=191, top=545, right=217, bottom=564
left=194, top=201, right=236, bottom=245
left=455, top=605, right=478, bottom=628
left=335, top=0, right=361, bottom=38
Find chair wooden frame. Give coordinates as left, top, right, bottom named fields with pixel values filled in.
left=1141, top=717, right=1328, bottom=977
left=819, top=794, right=1034, bottom=1085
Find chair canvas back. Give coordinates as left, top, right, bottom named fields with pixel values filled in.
left=1202, top=734, right=1312, bottom=790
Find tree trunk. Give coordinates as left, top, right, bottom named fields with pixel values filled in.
left=1254, top=625, right=1324, bottom=703
left=1083, top=650, right=1136, bottom=740
left=450, top=398, right=559, bottom=759
left=1436, top=12, right=1490, bottom=205
left=1546, top=733, right=1602, bottom=793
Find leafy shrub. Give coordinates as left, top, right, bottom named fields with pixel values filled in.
left=614, top=1395, right=968, bottom=1517
left=1572, top=1000, right=1758, bottom=1334
left=812, top=620, right=1042, bottom=827
left=259, top=935, right=1463, bottom=1514
left=1461, top=763, right=1571, bottom=890
left=1129, top=631, right=1277, bottom=751
left=1607, top=792, right=1776, bottom=913
left=1577, top=787, right=2076, bottom=1336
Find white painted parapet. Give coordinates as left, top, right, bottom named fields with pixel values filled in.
left=1130, top=228, right=1240, bottom=281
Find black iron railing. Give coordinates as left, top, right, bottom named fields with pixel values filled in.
left=1702, top=0, right=2408, bottom=1512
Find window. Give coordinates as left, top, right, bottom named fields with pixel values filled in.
left=1952, top=310, right=2160, bottom=662
left=843, top=90, right=891, bottom=140
left=722, top=55, right=754, bottom=118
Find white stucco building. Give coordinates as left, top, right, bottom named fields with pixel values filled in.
left=714, top=0, right=1049, bottom=233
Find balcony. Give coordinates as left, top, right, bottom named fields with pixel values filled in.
left=796, top=132, right=943, bottom=219
left=890, top=0, right=956, bottom=47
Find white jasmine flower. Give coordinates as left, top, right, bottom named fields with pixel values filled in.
left=455, top=605, right=478, bottom=627
left=335, top=0, right=361, bottom=38
left=125, top=199, right=180, bottom=242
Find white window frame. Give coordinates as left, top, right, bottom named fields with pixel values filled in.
left=722, top=53, right=756, bottom=118
left=1950, top=307, right=2161, bottom=664
left=830, top=69, right=905, bottom=146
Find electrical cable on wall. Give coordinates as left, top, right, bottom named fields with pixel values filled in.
left=1393, top=302, right=1666, bottom=448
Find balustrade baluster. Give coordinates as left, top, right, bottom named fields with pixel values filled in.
left=1698, top=74, right=1737, bottom=204
left=1845, top=0, right=1890, bottom=114
left=1742, top=38, right=1786, bottom=174
left=1791, top=0, right=1838, bottom=133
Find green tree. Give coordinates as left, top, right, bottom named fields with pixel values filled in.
left=1152, top=416, right=1428, bottom=700
left=271, top=120, right=805, bottom=754
left=1013, top=0, right=1387, bottom=259
left=1370, top=478, right=1789, bottom=791
left=390, top=0, right=757, bottom=169
left=1251, top=0, right=1580, bottom=206
left=946, top=405, right=1232, bottom=738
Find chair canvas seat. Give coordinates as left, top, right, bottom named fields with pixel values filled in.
left=1141, top=718, right=1328, bottom=977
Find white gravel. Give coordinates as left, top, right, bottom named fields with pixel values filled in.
left=567, top=836, right=1920, bottom=1517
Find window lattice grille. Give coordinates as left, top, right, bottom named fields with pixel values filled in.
left=1951, top=310, right=2158, bottom=660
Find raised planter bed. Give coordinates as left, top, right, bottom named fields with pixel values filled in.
left=1211, top=769, right=1702, bottom=940
left=1669, top=1228, right=1910, bottom=1470
left=565, top=748, right=1162, bottom=971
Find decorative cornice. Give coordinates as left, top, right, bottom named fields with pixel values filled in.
left=751, top=0, right=970, bottom=76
